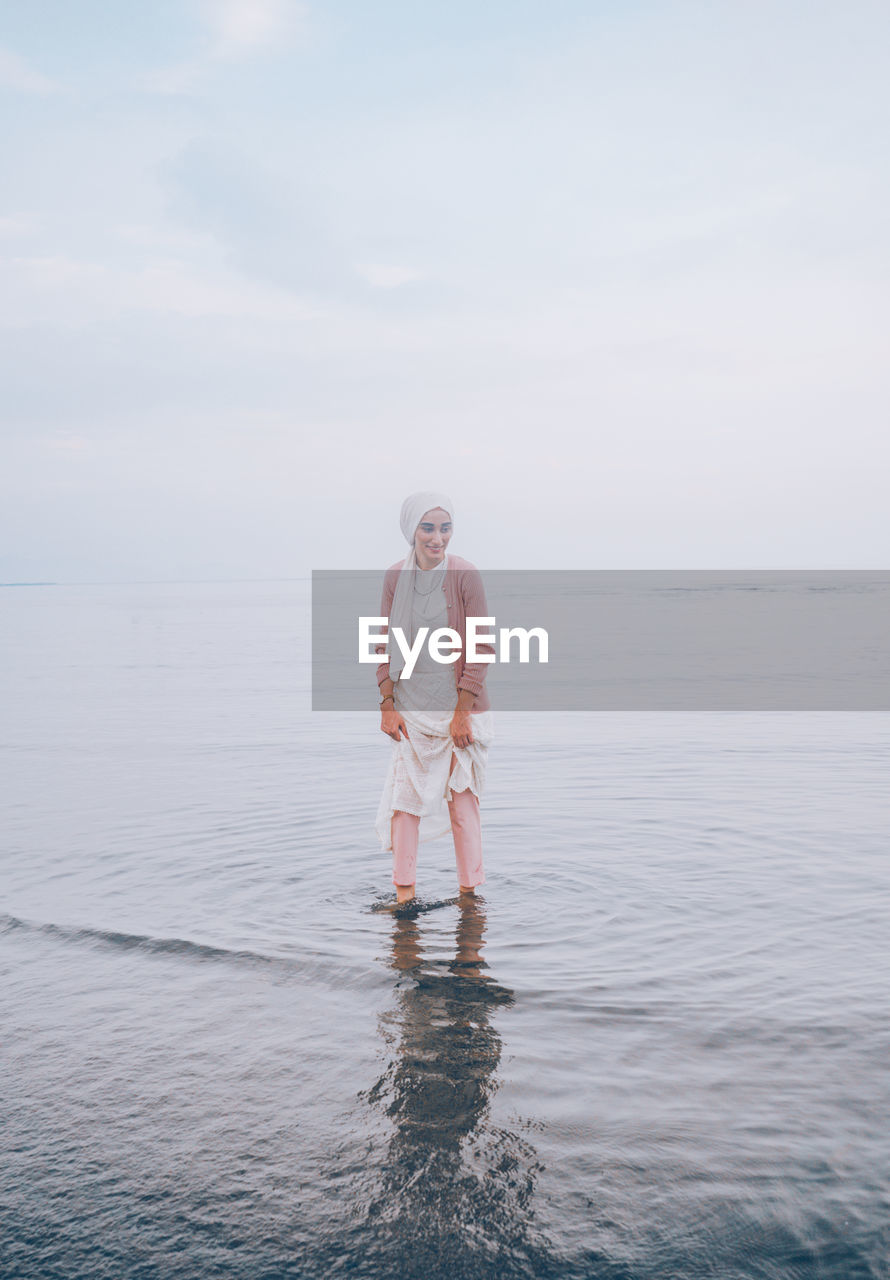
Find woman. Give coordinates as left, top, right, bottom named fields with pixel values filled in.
left=375, top=492, right=494, bottom=904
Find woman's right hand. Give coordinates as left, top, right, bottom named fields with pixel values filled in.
left=381, top=707, right=409, bottom=741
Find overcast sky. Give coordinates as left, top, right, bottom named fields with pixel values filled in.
left=2, top=0, right=888, bottom=580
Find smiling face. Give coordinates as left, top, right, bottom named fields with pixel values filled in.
left=413, top=507, right=452, bottom=569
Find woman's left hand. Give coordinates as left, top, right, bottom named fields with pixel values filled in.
left=450, top=710, right=475, bottom=749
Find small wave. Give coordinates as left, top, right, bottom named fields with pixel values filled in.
left=0, top=911, right=278, bottom=963
left=0, top=912, right=381, bottom=991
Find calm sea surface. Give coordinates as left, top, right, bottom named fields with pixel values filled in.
left=1, top=582, right=888, bottom=1280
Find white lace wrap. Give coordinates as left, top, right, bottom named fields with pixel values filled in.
left=375, top=709, right=494, bottom=850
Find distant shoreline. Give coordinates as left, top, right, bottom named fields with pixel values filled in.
left=0, top=578, right=311, bottom=587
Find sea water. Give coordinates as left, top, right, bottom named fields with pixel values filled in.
left=1, top=582, right=888, bottom=1279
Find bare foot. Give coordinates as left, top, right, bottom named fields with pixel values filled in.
left=396, top=883, right=416, bottom=904
left=459, top=884, right=475, bottom=896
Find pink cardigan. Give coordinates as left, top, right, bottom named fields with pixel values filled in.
left=375, top=553, right=492, bottom=713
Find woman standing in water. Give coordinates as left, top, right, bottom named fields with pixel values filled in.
left=375, top=492, right=493, bottom=904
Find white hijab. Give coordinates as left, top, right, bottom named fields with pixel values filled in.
left=389, top=491, right=454, bottom=682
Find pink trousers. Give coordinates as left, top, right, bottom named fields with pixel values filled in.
left=391, top=788, right=485, bottom=888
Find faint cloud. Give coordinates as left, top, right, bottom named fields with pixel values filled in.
left=0, top=45, right=58, bottom=93
left=14, top=255, right=107, bottom=289
left=357, top=263, right=426, bottom=289
left=2, top=251, right=315, bottom=325
left=142, top=0, right=307, bottom=93
left=162, top=140, right=350, bottom=294
left=0, top=214, right=37, bottom=236
left=114, top=223, right=219, bottom=254
left=44, top=436, right=90, bottom=453
left=204, top=0, right=307, bottom=59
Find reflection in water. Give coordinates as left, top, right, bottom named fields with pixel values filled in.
left=356, top=900, right=559, bottom=1280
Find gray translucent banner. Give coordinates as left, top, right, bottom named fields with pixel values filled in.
left=312, top=571, right=890, bottom=710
